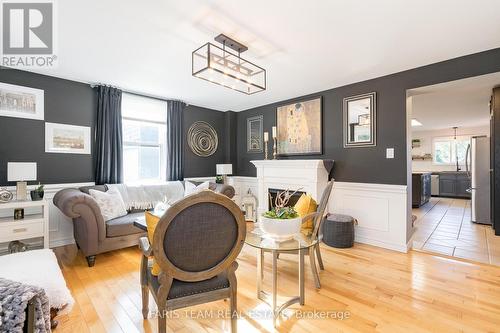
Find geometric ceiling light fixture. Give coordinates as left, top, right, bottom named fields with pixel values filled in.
left=192, top=34, right=266, bottom=95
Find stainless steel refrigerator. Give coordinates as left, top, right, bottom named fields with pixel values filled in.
left=466, top=136, right=491, bottom=225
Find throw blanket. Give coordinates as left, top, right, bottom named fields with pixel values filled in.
left=0, top=250, right=74, bottom=315
left=107, top=181, right=185, bottom=210
left=0, top=277, right=51, bottom=333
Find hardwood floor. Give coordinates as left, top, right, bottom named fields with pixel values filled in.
left=53, top=237, right=500, bottom=333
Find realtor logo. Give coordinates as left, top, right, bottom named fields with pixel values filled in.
left=1, top=0, right=57, bottom=68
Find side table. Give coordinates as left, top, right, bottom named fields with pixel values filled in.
left=0, top=199, right=50, bottom=249
left=245, top=228, right=318, bottom=327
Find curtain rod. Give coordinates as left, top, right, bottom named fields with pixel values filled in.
left=90, top=83, right=188, bottom=105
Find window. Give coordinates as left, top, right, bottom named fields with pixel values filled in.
left=122, top=93, right=167, bottom=184
left=432, top=136, right=470, bottom=165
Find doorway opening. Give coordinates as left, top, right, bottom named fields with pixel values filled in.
left=406, top=72, right=500, bottom=265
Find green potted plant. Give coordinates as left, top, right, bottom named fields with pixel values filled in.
left=260, top=188, right=302, bottom=241
left=30, top=183, right=44, bottom=201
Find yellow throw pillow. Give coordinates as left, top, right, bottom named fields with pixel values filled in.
left=145, top=211, right=161, bottom=276
left=294, top=194, right=317, bottom=236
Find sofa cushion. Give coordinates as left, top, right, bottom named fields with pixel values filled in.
left=107, top=182, right=185, bottom=211
left=79, top=185, right=107, bottom=194
left=106, top=212, right=145, bottom=237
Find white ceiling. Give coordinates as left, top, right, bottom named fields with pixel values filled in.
left=26, top=0, right=500, bottom=111
left=409, top=72, right=500, bottom=131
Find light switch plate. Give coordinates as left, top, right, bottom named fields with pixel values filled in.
left=386, top=148, right=395, bottom=159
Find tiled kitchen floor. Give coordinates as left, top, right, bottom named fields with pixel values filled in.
left=412, top=197, right=500, bottom=265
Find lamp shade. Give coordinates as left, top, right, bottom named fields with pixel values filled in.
left=7, top=162, right=37, bottom=181
left=216, top=164, right=233, bottom=175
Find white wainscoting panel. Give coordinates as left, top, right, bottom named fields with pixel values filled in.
left=0, top=182, right=94, bottom=250
left=227, top=176, right=258, bottom=208
left=226, top=177, right=409, bottom=252
left=330, top=182, right=409, bottom=252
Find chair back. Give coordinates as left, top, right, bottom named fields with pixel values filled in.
left=312, top=180, right=334, bottom=240
left=152, top=190, right=246, bottom=282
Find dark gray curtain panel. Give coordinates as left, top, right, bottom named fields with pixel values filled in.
left=166, top=100, right=185, bottom=181
left=94, top=86, right=123, bottom=184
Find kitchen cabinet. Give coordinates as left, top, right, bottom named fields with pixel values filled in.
left=439, top=172, right=471, bottom=198
left=413, top=172, right=431, bottom=207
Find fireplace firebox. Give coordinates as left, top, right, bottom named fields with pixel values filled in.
left=268, top=188, right=305, bottom=210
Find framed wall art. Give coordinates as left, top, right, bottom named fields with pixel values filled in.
left=343, top=92, right=376, bottom=148
left=276, top=96, right=322, bottom=156
left=45, top=122, right=91, bottom=154
left=247, top=115, right=263, bottom=153
left=0, top=82, right=44, bottom=120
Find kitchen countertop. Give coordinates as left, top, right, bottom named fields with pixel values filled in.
left=413, top=171, right=467, bottom=175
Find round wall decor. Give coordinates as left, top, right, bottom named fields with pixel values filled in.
left=187, top=121, right=218, bottom=157
left=0, top=187, right=13, bottom=202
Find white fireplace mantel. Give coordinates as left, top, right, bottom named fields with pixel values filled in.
left=251, top=159, right=331, bottom=217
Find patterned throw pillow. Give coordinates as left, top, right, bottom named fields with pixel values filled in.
left=88, top=188, right=127, bottom=221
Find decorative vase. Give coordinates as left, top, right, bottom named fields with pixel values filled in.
left=30, top=190, right=44, bottom=201
left=260, top=215, right=302, bottom=241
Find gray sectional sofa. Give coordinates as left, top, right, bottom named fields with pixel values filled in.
left=53, top=182, right=235, bottom=267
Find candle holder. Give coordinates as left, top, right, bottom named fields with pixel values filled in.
left=273, top=138, right=277, bottom=159
left=264, top=141, right=269, bottom=160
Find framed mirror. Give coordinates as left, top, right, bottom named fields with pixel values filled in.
left=343, top=92, right=376, bottom=147
left=247, top=115, right=263, bottom=153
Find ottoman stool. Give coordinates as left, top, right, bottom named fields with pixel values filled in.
left=322, top=213, right=356, bottom=248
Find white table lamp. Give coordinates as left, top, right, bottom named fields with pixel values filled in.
left=7, top=162, right=37, bottom=200
left=216, top=164, right=233, bottom=184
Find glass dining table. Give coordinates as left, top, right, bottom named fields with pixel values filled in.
left=245, top=227, right=318, bottom=327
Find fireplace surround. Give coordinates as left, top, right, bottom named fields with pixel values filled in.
left=251, top=160, right=332, bottom=219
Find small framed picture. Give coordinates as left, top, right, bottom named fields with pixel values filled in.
left=45, top=122, right=91, bottom=154
left=14, top=208, right=24, bottom=220
left=0, top=82, right=44, bottom=120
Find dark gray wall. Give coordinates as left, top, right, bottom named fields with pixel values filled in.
left=235, top=47, right=500, bottom=185
left=0, top=68, right=96, bottom=186
left=0, top=70, right=228, bottom=185
left=183, top=104, right=227, bottom=178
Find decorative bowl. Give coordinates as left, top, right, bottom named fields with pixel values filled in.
left=259, top=215, right=302, bottom=241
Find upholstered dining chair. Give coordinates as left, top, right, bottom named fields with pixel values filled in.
left=268, top=180, right=334, bottom=289
left=139, top=191, right=246, bottom=333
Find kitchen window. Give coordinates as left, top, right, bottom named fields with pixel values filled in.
left=122, top=93, right=167, bottom=184
left=432, top=136, right=470, bottom=165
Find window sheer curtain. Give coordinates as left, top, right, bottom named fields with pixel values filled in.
left=166, top=100, right=185, bottom=181
left=95, top=85, right=123, bottom=184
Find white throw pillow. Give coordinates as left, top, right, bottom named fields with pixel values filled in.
left=89, top=187, right=128, bottom=221
left=184, top=181, right=210, bottom=197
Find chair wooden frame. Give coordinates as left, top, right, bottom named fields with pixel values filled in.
left=139, top=190, right=246, bottom=333
left=266, top=180, right=334, bottom=289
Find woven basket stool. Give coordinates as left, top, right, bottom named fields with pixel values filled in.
left=321, top=213, right=356, bottom=248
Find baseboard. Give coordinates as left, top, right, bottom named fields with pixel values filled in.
left=355, top=235, right=409, bottom=253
